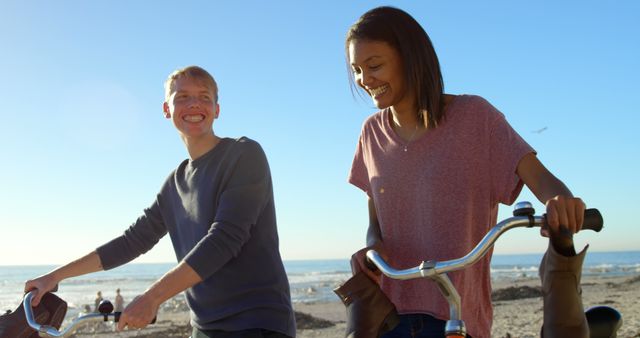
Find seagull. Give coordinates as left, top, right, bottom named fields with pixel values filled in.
left=532, top=126, right=548, bottom=134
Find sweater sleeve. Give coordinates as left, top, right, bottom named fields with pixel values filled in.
left=184, top=140, right=271, bottom=280
left=96, top=197, right=168, bottom=270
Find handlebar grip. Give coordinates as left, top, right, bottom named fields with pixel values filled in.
left=113, top=312, right=157, bottom=325
left=364, top=255, right=379, bottom=272
left=582, top=208, right=603, bottom=232
left=543, top=208, right=603, bottom=233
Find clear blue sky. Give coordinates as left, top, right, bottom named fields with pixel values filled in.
left=1, top=1, right=638, bottom=265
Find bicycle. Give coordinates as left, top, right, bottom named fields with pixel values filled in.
left=12, top=291, right=156, bottom=338
left=366, top=201, right=622, bottom=338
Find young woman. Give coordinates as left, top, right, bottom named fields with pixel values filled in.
left=346, top=6, right=587, bottom=338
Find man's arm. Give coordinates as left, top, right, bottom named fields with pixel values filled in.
left=25, top=250, right=103, bottom=306
left=97, top=200, right=168, bottom=270
left=26, top=195, right=168, bottom=311
left=116, top=261, right=201, bottom=330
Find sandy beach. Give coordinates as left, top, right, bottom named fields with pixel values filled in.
left=70, top=274, right=639, bottom=338
left=295, top=274, right=639, bottom=338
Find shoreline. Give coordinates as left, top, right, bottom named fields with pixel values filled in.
left=69, top=274, right=638, bottom=337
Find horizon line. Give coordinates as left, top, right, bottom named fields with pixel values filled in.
left=2, top=249, right=639, bottom=267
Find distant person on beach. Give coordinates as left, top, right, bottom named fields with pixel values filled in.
left=346, top=6, right=590, bottom=338
left=94, top=291, right=103, bottom=312
left=114, top=288, right=124, bottom=313
left=24, top=66, right=295, bottom=338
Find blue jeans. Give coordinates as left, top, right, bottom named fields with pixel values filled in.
left=381, top=313, right=472, bottom=338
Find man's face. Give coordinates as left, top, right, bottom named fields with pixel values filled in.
left=163, top=77, right=219, bottom=139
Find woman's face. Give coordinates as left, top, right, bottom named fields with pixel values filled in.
left=348, top=39, right=410, bottom=111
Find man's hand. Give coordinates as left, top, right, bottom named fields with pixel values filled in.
left=24, top=251, right=104, bottom=307
left=116, top=293, right=159, bottom=331
left=116, top=260, right=200, bottom=331
left=24, top=273, right=59, bottom=307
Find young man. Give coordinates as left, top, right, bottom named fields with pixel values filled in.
left=25, top=66, right=296, bottom=338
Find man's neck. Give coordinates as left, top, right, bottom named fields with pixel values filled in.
left=183, top=133, right=220, bottom=161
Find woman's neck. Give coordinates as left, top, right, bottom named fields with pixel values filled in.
left=390, top=100, right=420, bottom=128
left=389, top=104, right=424, bottom=143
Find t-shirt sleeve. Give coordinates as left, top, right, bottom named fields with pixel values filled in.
left=184, top=140, right=270, bottom=280
left=348, top=132, right=371, bottom=197
left=96, top=197, right=168, bottom=270
left=487, top=101, right=536, bottom=205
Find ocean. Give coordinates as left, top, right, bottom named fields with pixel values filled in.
left=2, top=251, right=639, bottom=319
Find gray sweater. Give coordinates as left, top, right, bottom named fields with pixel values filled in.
left=96, top=137, right=296, bottom=336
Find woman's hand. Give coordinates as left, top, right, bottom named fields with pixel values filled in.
left=24, top=273, right=59, bottom=307
left=543, top=195, right=586, bottom=255
left=544, top=195, right=586, bottom=235
left=354, top=242, right=386, bottom=283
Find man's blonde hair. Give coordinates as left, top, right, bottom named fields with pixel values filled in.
left=164, top=65, right=218, bottom=102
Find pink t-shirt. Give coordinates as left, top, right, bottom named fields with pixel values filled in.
left=349, top=95, right=534, bottom=338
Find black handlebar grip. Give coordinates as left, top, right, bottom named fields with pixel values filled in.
left=113, top=312, right=157, bottom=325
left=543, top=208, right=603, bottom=233
left=364, top=255, right=379, bottom=272
left=583, top=208, right=603, bottom=232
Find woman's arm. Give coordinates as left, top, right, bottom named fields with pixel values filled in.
left=356, top=198, right=386, bottom=279
left=366, top=198, right=383, bottom=248
left=517, top=153, right=586, bottom=255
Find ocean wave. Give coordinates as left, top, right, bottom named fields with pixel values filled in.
left=63, top=277, right=157, bottom=285
left=491, top=266, right=538, bottom=273
left=288, top=271, right=351, bottom=284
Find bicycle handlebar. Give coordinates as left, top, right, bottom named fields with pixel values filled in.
left=23, top=291, right=156, bottom=338
left=365, top=204, right=602, bottom=336
left=366, top=207, right=602, bottom=280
